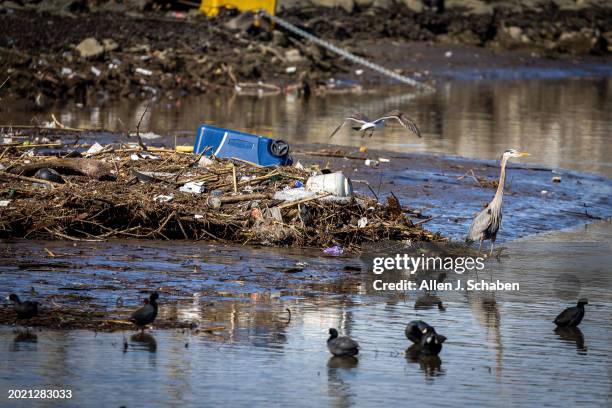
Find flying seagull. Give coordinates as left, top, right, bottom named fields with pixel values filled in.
left=329, top=110, right=422, bottom=139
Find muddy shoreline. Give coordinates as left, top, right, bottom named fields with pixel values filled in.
left=1, top=3, right=611, bottom=105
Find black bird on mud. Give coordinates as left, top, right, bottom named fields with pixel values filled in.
left=7, top=294, right=39, bottom=324
left=405, top=320, right=446, bottom=356
left=327, top=328, right=359, bottom=357
left=130, top=293, right=159, bottom=332
left=554, top=298, right=588, bottom=327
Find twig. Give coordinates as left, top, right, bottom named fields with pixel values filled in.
left=278, top=193, right=331, bottom=209
left=0, top=171, right=59, bottom=186
left=135, top=103, right=150, bottom=151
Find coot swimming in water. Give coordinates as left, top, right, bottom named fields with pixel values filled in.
left=405, top=320, right=436, bottom=343
left=554, top=298, right=588, bottom=327
left=405, top=320, right=446, bottom=355
left=327, top=328, right=359, bottom=357
left=7, top=294, right=39, bottom=323
left=130, top=293, right=159, bottom=331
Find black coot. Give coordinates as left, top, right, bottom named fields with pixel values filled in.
left=419, top=330, right=446, bottom=356
left=327, top=328, right=359, bottom=357
left=130, top=293, right=159, bottom=331
left=554, top=298, right=588, bottom=327
left=7, top=294, right=39, bottom=322
left=405, top=320, right=446, bottom=356
left=405, top=320, right=435, bottom=343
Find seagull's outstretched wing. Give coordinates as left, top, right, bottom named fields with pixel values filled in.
left=328, top=113, right=369, bottom=139
left=374, top=110, right=422, bottom=138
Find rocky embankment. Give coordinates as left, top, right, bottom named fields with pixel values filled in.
left=0, top=0, right=610, bottom=105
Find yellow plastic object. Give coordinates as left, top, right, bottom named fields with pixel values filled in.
left=176, top=145, right=194, bottom=153
left=200, top=0, right=275, bottom=17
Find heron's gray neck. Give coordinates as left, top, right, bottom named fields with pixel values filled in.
left=492, top=156, right=508, bottom=206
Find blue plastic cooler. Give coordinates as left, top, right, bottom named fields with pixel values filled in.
left=193, top=125, right=292, bottom=167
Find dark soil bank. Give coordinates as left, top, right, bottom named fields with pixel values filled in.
left=0, top=1, right=611, bottom=104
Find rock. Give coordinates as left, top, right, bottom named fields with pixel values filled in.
left=402, top=0, right=423, bottom=13
left=603, top=31, right=612, bottom=52
left=76, top=38, right=104, bottom=58
left=224, top=12, right=255, bottom=31
left=309, top=0, right=354, bottom=13
left=507, top=26, right=523, bottom=42
left=497, top=25, right=530, bottom=48
left=557, top=29, right=601, bottom=54
left=284, top=49, right=303, bottom=63
left=102, top=39, right=119, bottom=52
left=446, top=0, right=492, bottom=15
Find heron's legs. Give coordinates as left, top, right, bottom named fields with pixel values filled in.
left=368, top=129, right=374, bottom=138
left=489, top=241, right=495, bottom=256
left=477, top=238, right=483, bottom=255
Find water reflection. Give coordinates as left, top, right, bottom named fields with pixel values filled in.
left=11, top=331, right=38, bottom=352
left=3, top=78, right=611, bottom=176
left=327, top=356, right=358, bottom=408
left=129, top=332, right=157, bottom=353
left=554, top=327, right=587, bottom=353
left=405, top=349, right=444, bottom=379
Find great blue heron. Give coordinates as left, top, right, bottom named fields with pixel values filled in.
left=328, top=110, right=422, bottom=139
left=466, top=149, right=530, bottom=255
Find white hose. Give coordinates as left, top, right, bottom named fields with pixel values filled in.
left=260, top=11, right=434, bottom=92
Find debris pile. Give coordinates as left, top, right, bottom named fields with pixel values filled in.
left=0, top=133, right=439, bottom=251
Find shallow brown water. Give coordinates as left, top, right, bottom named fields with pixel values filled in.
left=0, top=222, right=610, bottom=407
left=3, top=77, right=611, bottom=176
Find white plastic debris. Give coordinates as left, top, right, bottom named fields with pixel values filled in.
left=86, top=142, right=104, bottom=156
left=444, top=51, right=453, bottom=58
left=357, top=217, right=368, bottom=228
left=0, top=200, right=11, bottom=207
left=365, top=159, right=379, bottom=168
left=286, top=66, right=297, bottom=74
left=129, top=131, right=161, bottom=140
left=131, top=152, right=161, bottom=161
left=135, top=67, right=153, bottom=76
left=379, top=157, right=390, bottom=163
left=61, top=67, right=73, bottom=76
left=153, top=194, right=174, bottom=203
left=273, top=188, right=316, bottom=202
left=355, top=69, right=364, bottom=76
left=180, top=181, right=206, bottom=194
left=194, top=214, right=204, bottom=219
left=306, top=172, right=353, bottom=197
left=90, top=66, right=101, bottom=77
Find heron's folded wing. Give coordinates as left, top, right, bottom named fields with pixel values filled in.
left=466, top=206, right=493, bottom=241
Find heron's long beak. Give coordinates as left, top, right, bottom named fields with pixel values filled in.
left=519, top=152, right=530, bottom=157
